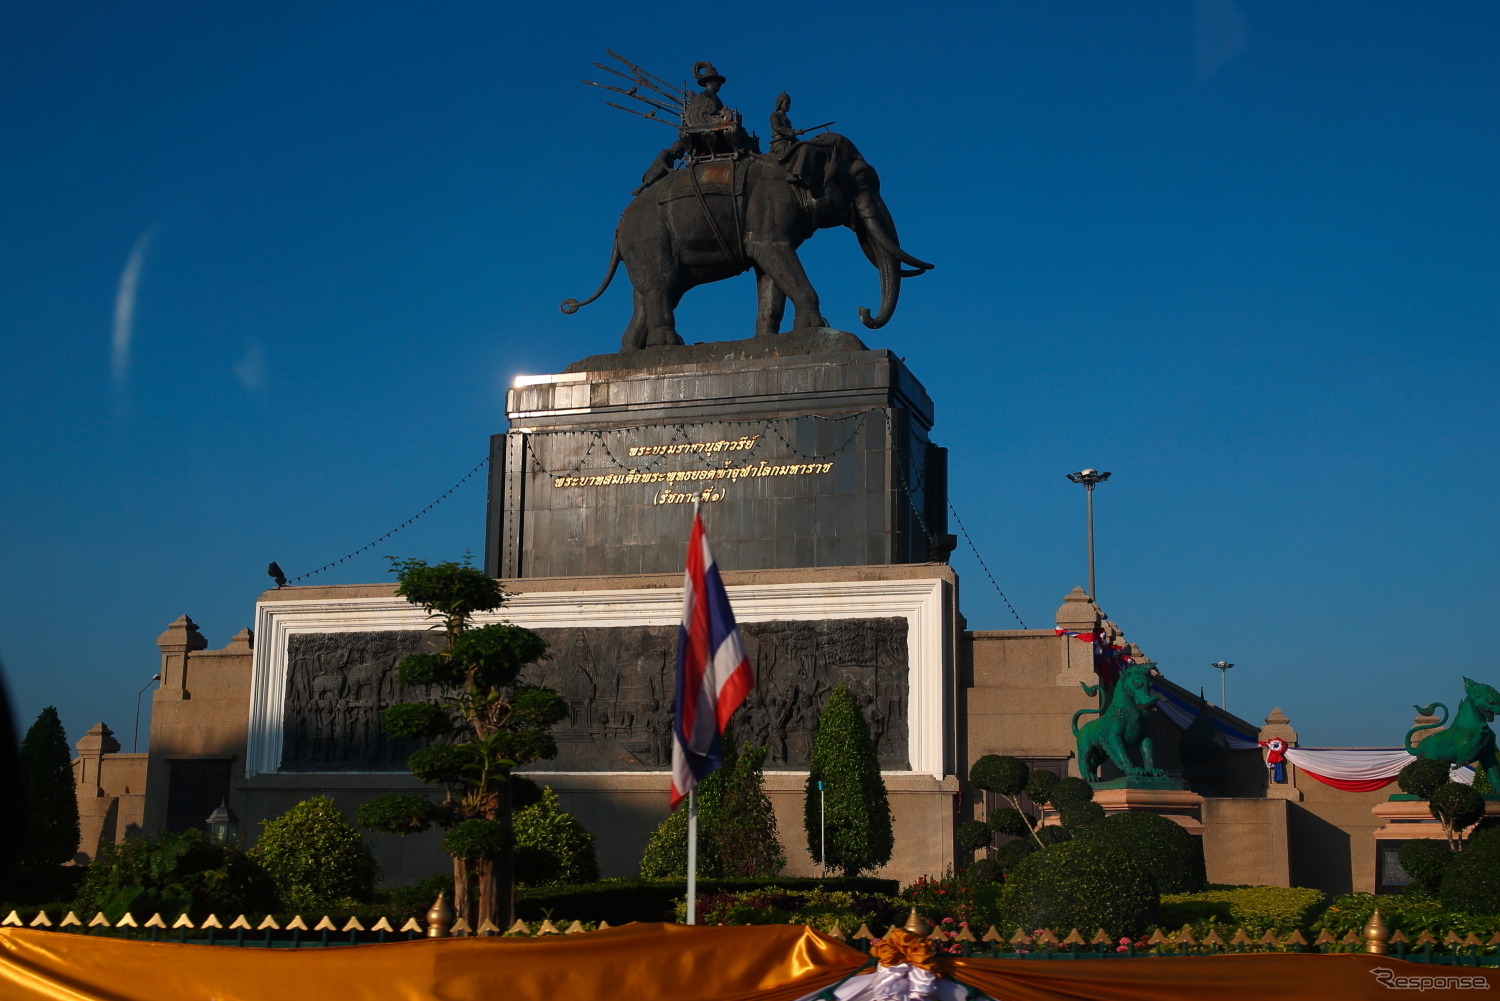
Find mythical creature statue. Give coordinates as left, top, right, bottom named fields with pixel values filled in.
left=1405, top=676, right=1500, bottom=790
left=1072, top=661, right=1166, bottom=782
left=565, top=53, right=932, bottom=351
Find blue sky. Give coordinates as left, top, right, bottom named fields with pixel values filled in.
left=2, top=2, right=1496, bottom=752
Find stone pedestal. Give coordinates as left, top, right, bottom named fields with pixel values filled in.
left=1370, top=796, right=1500, bottom=893
left=1089, top=785, right=1206, bottom=835
left=485, top=330, right=949, bottom=578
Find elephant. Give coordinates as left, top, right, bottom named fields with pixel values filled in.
left=561, top=133, right=933, bottom=351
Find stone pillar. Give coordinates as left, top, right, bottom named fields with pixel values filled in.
left=1260, top=708, right=1302, bottom=801
left=74, top=722, right=120, bottom=797
left=155, top=615, right=207, bottom=702
left=1054, top=587, right=1099, bottom=686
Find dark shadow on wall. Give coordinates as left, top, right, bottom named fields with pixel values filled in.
left=1288, top=801, right=1352, bottom=896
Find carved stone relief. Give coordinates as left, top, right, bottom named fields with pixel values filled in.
left=277, top=618, right=908, bottom=773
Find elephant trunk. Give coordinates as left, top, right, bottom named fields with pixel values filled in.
left=852, top=174, right=931, bottom=329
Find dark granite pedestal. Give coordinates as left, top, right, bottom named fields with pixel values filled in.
left=485, top=329, right=950, bottom=578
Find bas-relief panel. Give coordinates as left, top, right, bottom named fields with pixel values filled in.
left=277, top=619, right=909, bottom=773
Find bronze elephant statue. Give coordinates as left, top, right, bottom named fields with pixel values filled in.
left=562, top=133, right=933, bottom=351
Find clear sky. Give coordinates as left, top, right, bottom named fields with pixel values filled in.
left=2, top=2, right=1496, bottom=753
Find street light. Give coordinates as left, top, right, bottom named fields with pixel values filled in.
left=206, top=800, right=239, bottom=845
left=1211, top=661, right=1234, bottom=710
left=132, top=674, right=161, bottom=753
left=1065, top=468, right=1112, bottom=602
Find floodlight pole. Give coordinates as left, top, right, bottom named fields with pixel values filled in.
left=1211, top=661, right=1235, bottom=710
left=1065, top=469, right=1112, bottom=603
left=132, top=674, right=161, bottom=754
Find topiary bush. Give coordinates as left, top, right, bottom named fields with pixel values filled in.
left=1074, top=813, right=1205, bottom=894
left=992, top=839, right=1036, bottom=875
left=250, top=796, right=379, bottom=912
left=969, top=755, right=1029, bottom=797
left=1398, top=840, right=1454, bottom=896
left=1430, top=781, right=1486, bottom=846
left=1397, top=759, right=1451, bottom=800
left=1162, top=885, right=1324, bottom=932
left=956, top=819, right=994, bottom=853
left=1000, top=840, right=1158, bottom=938
left=1057, top=800, right=1106, bottom=832
left=75, top=828, right=278, bottom=920
left=1440, top=829, right=1500, bottom=914
left=512, top=787, right=599, bottom=886
left=965, top=858, right=1003, bottom=886
left=1047, top=777, right=1096, bottom=809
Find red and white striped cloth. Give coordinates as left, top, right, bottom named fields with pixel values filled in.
left=1283, top=748, right=1474, bottom=792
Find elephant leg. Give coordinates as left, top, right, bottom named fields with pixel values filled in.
left=638, top=282, right=685, bottom=348
left=755, top=268, right=787, bottom=337
left=747, top=243, right=827, bottom=330
left=620, top=289, right=650, bottom=351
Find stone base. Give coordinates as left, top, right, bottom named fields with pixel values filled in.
left=1370, top=797, right=1500, bottom=840
left=1089, top=786, right=1207, bottom=835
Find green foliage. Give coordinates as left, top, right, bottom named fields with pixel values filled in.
left=388, top=557, right=505, bottom=630
left=1074, top=813, right=1205, bottom=894
left=511, top=787, right=599, bottom=886
left=356, top=794, right=447, bottom=835
left=1057, top=800, right=1106, bottom=831
left=1398, top=840, right=1454, bottom=896
left=1311, top=891, right=1500, bottom=940
left=1047, top=777, right=1096, bottom=808
left=379, top=701, right=451, bottom=738
left=1026, top=770, right=1060, bottom=804
left=406, top=743, right=472, bottom=785
left=901, top=868, right=1005, bottom=927
left=1164, top=886, right=1326, bottom=932
left=249, top=796, right=379, bottom=912
left=1035, top=825, right=1072, bottom=846
left=514, top=876, right=898, bottom=925
left=442, top=818, right=512, bottom=861
left=969, top=755, right=1029, bottom=797
left=639, top=799, right=722, bottom=879
left=1440, top=828, right=1500, bottom=913
left=1001, top=840, right=1158, bottom=938
left=965, top=858, right=1003, bottom=886
left=804, top=685, right=893, bottom=876
left=714, top=744, right=787, bottom=878
left=992, top=839, right=1036, bottom=875
left=450, top=625, right=549, bottom=690
left=376, top=873, right=455, bottom=919
left=955, top=819, right=994, bottom=853
left=1398, top=758, right=1452, bottom=799
left=683, top=887, right=905, bottom=930
left=74, top=828, right=277, bottom=920
left=1430, top=781, right=1485, bottom=842
left=986, top=807, right=1032, bottom=838
left=1474, top=767, right=1495, bottom=794
left=19, top=707, right=79, bottom=865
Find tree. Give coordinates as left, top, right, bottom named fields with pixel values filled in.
left=19, top=707, right=79, bottom=865
left=637, top=732, right=785, bottom=879
left=804, top=685, right=892, bottom=876
left=250, top=795, right=379, bottom=911
left=356, top=558, right=566, bottom=927
left=512, top=787, right=600, bottom=886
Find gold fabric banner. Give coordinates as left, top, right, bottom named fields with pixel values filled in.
left=0, top=923, right=864, bottom=1001
left=945, top=952, right=1499, bottom=1001
left=1, top=923, right=1494, bottom=1001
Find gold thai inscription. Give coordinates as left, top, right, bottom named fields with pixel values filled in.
left=549, top=432, right=835, bottom=503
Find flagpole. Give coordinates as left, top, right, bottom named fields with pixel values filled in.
left=686, top=789, right=698, bottom=925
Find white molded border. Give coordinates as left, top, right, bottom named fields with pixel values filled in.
left=247, top=577, right=951, bottom=779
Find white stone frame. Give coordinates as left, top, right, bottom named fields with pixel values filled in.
left=247, top=577, right=951, bottom=779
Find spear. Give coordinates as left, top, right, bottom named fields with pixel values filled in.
left=605, top=102, right=679, bottom=127
left=592, top=60, right=685, bottom=106
left=606, top=49, right=689, bottom=101
left=584, top=79, right=684, bottom=117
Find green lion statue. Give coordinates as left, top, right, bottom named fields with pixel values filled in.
left=1406, top=676, right=1500, bottom=790
left=1072, top=661, right=1166, bottom=782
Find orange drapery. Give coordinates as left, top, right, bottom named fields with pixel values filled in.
left=0, top=924, right=1493, bottom=1001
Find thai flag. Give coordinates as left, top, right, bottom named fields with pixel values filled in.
left=669, top=510, right=754, bottom=810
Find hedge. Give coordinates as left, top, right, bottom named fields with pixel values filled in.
left=515, top=876, right=899, bottom=925
left=1159, top=886, right=1325, bottom=932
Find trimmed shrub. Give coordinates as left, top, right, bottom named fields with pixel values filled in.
left=1047, top=777, right=1096, bottom=809
left=1026, top=770, right=1060, bottom=804
left=1398, top=840, right=1453, bottom=896
left=1000, top=840, right=1158, bottom=938
left=639, top=801, right=722, bottom=879
left=1074, top=813, right=1205, bottom=894
left=992, top=839, right=1036, bottom=875
left=956, top=819, right=995, bottom=853
left=1162, top=886, right=1325, bottom=932
left=969, top=755, right=1029, bottom=796
left=716, top=744, right=786, bottom=878
left=804, top=685, right=893, bottom=877
left=74, top=828, right=277, bottom=920
left=515, top=876, right=898, bottom=925
left=1430, top=782, right=1485, bottom=841
left=965, top=858, right=1003, bottom=886
left=1035, top=825, right=1072, bottom=846
left=1440, top=831, right=1500, bottom=914
left=251, top=796, right=379, bottom=911
left=986, top=807, right=1033, bottom=839
left=1397, top=758, right=1451, bottom=800
left=1057, top=801, right=1106, bottom=832
left=512, top=787, right=599, bottom=886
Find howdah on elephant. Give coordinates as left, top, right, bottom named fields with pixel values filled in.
left=561, top=133, right=933, bottom=351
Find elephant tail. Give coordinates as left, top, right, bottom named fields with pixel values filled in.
left=1405, top=702, right=1449, bottom=752
left=560, top=239, right=621, bottom=314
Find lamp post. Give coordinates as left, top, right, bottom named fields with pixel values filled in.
left=1211, top=661, right=1234, bottom=710
left=132, top=674, right=161, bottom=753
left=1065, top=469, right=1111, bottom=602
left=205, top=800, right=238, bottom=846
